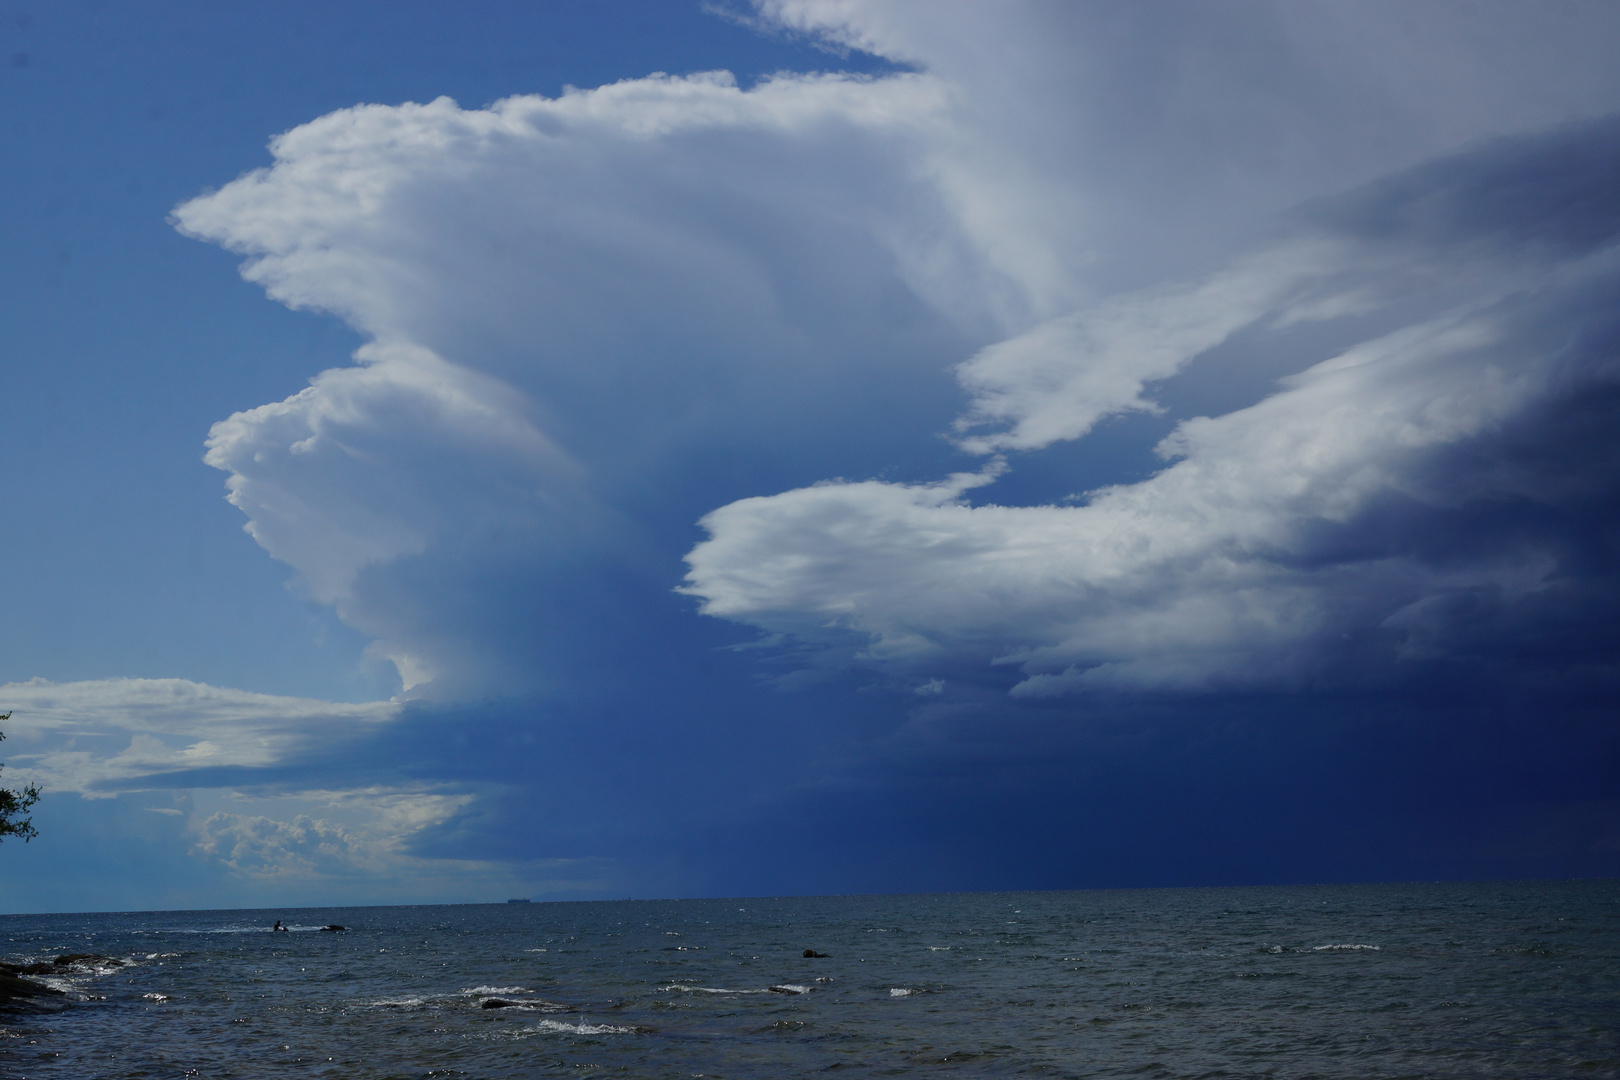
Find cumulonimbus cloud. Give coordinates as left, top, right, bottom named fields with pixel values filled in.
left=172, top=69, right=1008, bottom=697
left=683, top=118, right=1620, bottom=694
left=171, top=1, right=1620, bottom=705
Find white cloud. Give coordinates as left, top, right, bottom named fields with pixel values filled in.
left=170, top=1, right=1620, bottom=702
left=172, top=70, right=1005, bottom=696
left=204, top=341, right=582, bottom=608
left=951, top=242, right=1348, bottom=453
left=0, top=678, right=597, bottom=895
left=187, top=788, right=476, bottom=881
left=756, top=1, right=1620, bottom=295
left=191, top=810, right=384, bottom=877
left=684, top=225, right=1620, bottom=692
left=0, top=677, right=399, bottom=794
left=181, top=788, right=619, bottom=897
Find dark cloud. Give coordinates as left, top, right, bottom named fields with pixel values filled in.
left=1310, top=114, right=1620, bottom=258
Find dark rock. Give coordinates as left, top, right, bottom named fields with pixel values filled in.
left=53, top=953, right=122, bottom=968
left=13, top=954, right=123, bottom=977
left=0, top=962, right=65, bottom=1009
left=802, top=949, right=829, bottom=958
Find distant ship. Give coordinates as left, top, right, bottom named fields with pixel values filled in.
left=507, top=898, right=531, bottom=903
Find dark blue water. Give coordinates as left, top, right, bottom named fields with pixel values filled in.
left=1, top=881, right=1616, bottom=1078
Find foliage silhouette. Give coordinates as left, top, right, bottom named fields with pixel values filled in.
left=0, top=712, right=40, bottom=843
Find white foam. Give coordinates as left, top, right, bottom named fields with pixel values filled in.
left=1313, top=944, right=1380, bottom=951
left=463, top=985, right=529, bottom=995
left=661, top=984, right=767, bottom=995
left=142, top=993, right=170, bottom=1002
left=33, top=977, right=83, bottom=998
left=927, top=946, right=951, bottom=951
left=535, top=1019, right=634, bottom=1036
left=889, top=988, right=918, bottom=997
left=769, top=984, right=811, bottom=995
left=38, top=956, right=127, bottom=977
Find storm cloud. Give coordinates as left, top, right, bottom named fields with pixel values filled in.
left=9, top=0, right=1610, bottom=904
left=685, top=118, right=1620, bottom=698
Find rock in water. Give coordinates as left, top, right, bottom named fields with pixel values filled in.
left=0, top=962, right=65, bottom=1009
left=53, top=954, right=123, bottom=968
left=15, top=954, right=124, bottom=976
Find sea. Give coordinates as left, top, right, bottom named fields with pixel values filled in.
left=0, top=880, right=1616, bottom=1079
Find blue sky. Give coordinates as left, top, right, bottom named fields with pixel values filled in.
left=3, top=0, right=1619, bottom=912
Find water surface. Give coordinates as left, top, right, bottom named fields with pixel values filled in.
left=2, top=881, right=1616, bottom=1078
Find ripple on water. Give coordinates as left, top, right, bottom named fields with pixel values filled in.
left=0, top=884, right=1615, bottom=1079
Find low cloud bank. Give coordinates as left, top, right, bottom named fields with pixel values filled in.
left=0, top=680, right=550, bottom=896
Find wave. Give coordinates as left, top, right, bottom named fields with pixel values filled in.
left=661, top=983, right=813, bottom=996
left=462, top=985, right=530, bottom=995
left=889, top=988, right=919, bottom=997
left=534, top=1019, right=637, bottom=1036
left=191, top=924, right=331, bottom=934
left=12, top=952, right=134, bottom=999
left=1313, top=944, right=1380, bottom=952
left=1494, top=943, right=1562, bottom=956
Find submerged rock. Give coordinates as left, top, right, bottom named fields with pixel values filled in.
left=802, top=949, right=829, bottom=958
